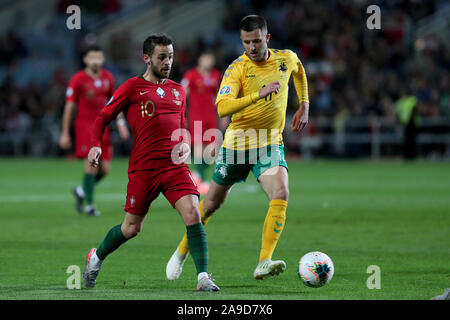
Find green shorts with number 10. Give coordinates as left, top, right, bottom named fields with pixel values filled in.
left=212, top=144, right=288, bottom=185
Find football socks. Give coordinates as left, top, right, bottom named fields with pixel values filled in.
left=178, top=200, right=211, bottom=255
left=186, top=222, right=209, bottom=274
left=259, top=199, right=287, bottom=262
left=96, top=224, right=127, bottom=260
left=82, top=173, right=97, bottom=205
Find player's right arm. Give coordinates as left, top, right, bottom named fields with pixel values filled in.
left=88, top=79, right=132, bottom=167
left=60, top=76, right=79, bottom=150
left=181, top=73, right=191, bottom=97
left=59, top=101, right=76, bottom=149
left=216, top=63, right=280, bottom=117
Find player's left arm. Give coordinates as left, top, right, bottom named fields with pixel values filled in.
left=291, top=54, right=310, bottom=132
left=89, top=80, right=131, bottom=167
left=107, top=73, right=130, bottom=141
left=173, top=88, right=191, bottom=164
left=116, top=112, right=130, bottom=141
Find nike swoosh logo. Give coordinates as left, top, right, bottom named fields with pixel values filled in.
left=139, top=91, right=151, bottom=95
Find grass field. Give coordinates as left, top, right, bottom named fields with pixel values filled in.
left=0, top=158, right=449, bottom=300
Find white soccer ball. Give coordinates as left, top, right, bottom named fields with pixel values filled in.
left=298, top=251, right=334, bottom=288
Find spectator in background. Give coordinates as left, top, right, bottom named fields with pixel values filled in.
left=396, top=92, right=420, bottom=160
left=5, top=91, right=32, bottom=155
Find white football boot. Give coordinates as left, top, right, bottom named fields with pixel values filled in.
left=431, top=288, right=450, bottom=300
left=253, top=259, right=286, bottom=280
left=73, top=186, right=85, bottom=213
left=166, top=247, right=189, bottom=280
left=83, top=248, right=103, bottom=288
left=196, top=273, right=220, bottom=292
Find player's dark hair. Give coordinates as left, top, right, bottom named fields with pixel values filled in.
left=83, top=44, right=102, bottom=57
left=143, top=34, right=173, bottom=56
left=239, top=15, right=268, bottom=33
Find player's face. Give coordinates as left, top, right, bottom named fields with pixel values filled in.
left=145, top=45, right=174, bottom=79
left=198, top=53, right=215, bottom=70
left=83, top=51, right=104, bottom=73
left=240, top=28, right=270, bottom=62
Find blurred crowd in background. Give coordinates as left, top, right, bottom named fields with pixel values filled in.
left=0, top=0, right=449, bottom=158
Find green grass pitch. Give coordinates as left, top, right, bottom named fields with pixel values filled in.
left=0, top=157, right=448, bottom=300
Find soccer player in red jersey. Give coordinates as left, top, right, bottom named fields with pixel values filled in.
left=181, top=52, right=223, bottom=194
left=83, top=34, right=219, bottom=291
left=60, top=45, right=129, bottom=216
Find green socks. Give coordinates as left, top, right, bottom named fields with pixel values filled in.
left=95, top=222, right=209, bottom=274
left=96, top=224, right=127, bottom=260
left=187, top=223, right=209, bottom=274
left=82, top=173, right=97, bottom=204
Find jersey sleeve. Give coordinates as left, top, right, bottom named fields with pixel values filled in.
left=180, top=71, right=191, bottom=90
left=65, top=75, right=79, bottom=103
left=215, top=61, right=260, bottom=117
left=91, top=79, right=132, bottom=147
left=290, top=51, right=309, bottom=104
left=215, top=62, right=242, bottom=105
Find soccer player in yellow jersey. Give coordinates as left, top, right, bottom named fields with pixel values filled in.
left=166, top=15, right=309, bottom=280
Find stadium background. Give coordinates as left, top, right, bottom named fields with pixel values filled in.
left=0, top=0, right=449, bottom=301
left=0, top=0, right=449, bottom=159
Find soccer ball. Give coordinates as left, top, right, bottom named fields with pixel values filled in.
left=298, top=251, right=334, bottom=288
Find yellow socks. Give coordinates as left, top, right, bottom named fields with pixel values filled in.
left=177, top=198, right=287, bottom=262
left=178, top=200, right=211, bottom=255
left=259, top=199, right=287, bottom=262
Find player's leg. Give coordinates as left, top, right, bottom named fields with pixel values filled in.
left=72, top=158, right=100, bottom=216
left=83, top=213, right=145, bottom=288
left=174, top=194, right=219, bottom=291
left=175, top=180, right=232, bottom=254
left=83, top=170, right=152, bottom=288
left=253, top=165, right=289, bottom=279
left=167, top=181, right=232, bottom=281
left=167, top=147, right=248, bottom=280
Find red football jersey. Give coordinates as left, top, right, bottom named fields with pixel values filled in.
left=91, top=76, right=188, bottom=172
left=181, top=68, right=221, bottom=123
left=66, top=69, right=115, bottom=122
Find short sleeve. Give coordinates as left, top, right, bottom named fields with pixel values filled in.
left=65, top=75, right=79, bottom=103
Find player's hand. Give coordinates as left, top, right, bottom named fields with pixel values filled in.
left=259, top=81, right=281, bottom=99
left=291, top=102, right=309, bottom=132
left=59, top=133, right=72, bottom=150
left=88, top=147, right=102, bottom=168
left=171, top=142, right=191, bottom=164
left=118, top=123, right=130, bottom=141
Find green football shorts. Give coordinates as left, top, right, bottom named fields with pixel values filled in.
left=212, top=144, right=288, bottom=185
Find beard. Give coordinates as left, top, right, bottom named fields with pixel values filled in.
left=150, top=63, right=170, bottom=79
left=88, top=64, right=101, bottom=74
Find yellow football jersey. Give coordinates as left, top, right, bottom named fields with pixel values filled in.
left=216, top=48, right=308, bottom=150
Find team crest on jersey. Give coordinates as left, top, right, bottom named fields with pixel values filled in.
left=94, top=79, right=102, bottom=88
left=129, top=195, right=136, bottom=208
left=156, top=87, right=165, bottom=98
left=219, top=86, right=231, bottom=95
left=171, top=88, right=180, bottom=100
left=279, top=61, right=287, bottom=72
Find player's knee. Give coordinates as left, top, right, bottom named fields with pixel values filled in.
left=122, top=223, right=142, bottom=239
left=183, top=205, right=201, bottom=225
left=271, top=185, right=289, bottom=201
